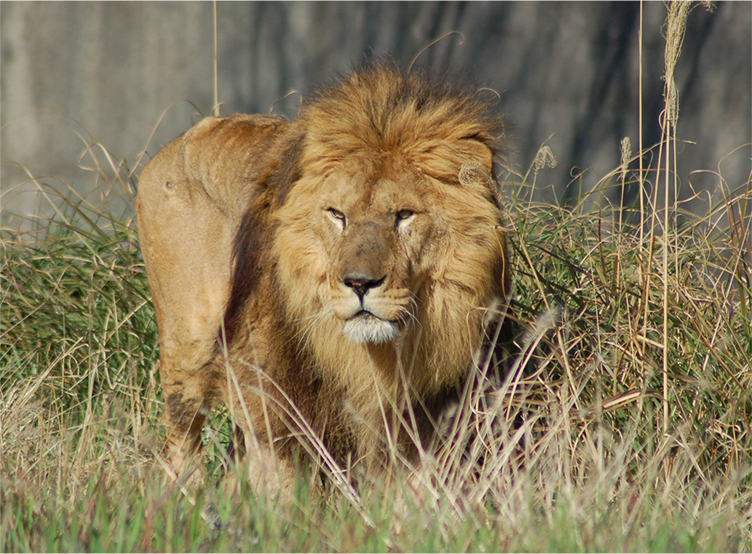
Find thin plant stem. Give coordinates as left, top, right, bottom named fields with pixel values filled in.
left=213, top=0, right=219, bottom=117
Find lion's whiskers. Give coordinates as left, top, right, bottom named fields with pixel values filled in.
left=293, top=307, right=332, bottom=347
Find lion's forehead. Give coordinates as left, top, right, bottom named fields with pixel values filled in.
left=319, top=164, right=427, bottom=212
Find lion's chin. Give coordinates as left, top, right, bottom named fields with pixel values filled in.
left=342, top=312, right=399, bottom=345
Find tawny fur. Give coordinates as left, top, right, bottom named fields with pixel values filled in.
left=136, top=61, right=511, bottom=492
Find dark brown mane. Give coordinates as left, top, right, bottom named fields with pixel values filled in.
left=223, top=133, right=304, bottom=344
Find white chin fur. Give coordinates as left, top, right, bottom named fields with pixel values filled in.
left=343, top=315, right=398, bottom=344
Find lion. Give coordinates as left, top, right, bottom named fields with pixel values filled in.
left=136, top=61, right=511, bottom=493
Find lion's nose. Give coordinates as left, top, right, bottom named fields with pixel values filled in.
left=342, top=274, right=385, bottom=301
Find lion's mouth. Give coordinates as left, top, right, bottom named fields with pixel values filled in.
left=351, top=309, right=382, bottom=321
left=343, top=311, right=399, bottom=344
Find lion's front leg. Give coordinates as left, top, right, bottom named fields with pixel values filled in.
left=225, top=401, right=298, bottom=498
left=246, top=441, right=297, bottom=498
left=159, top=356, right=220, bottom=483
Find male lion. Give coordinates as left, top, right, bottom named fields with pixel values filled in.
left=137, top=61, right=511, bottom=492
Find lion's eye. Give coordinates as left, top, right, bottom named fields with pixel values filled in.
left=395, top=209, right=415, bottom=228
left=327, top=208, right=347, bottom=229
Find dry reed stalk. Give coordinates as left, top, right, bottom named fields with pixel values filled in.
left=213, top=0, right=219, bottom=117
left=639, top=0, right=713, bottom=438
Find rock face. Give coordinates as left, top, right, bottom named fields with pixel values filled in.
left=2, top=2, right=750, bottom=222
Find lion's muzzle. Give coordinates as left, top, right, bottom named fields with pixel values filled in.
left=329, top=219, right=406, bottom=344
left=338, top=273, right=399, bottom=344
left=343, top=311, right=399, bottom=344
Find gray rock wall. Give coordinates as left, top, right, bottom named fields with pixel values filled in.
left=2, top=1, right=750, bottom=224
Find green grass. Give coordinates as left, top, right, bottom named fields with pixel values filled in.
left=2, top=141, right=750, bottom=551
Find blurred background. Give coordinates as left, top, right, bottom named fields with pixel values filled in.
left=2, top=1, right=750, bottom=224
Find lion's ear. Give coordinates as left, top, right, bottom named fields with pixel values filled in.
left=413, top=137, right=496, bottom=187
left=459, top=161, right=500, bottom=205
left=458, top=138, right=494, bottom=174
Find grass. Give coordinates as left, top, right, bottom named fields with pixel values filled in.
left=2, top=2, right=751, bottom=551
left=2, top=138, right=750, bottom=552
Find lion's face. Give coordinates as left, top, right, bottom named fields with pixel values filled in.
left=272, top=152, right=507, bottom=352
left=321, top=157, right=433, bottom=344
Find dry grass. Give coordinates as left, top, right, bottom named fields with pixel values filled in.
left=2, top=134, right=750, bottom=551
left=1, top=1, right=750, bottom=550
